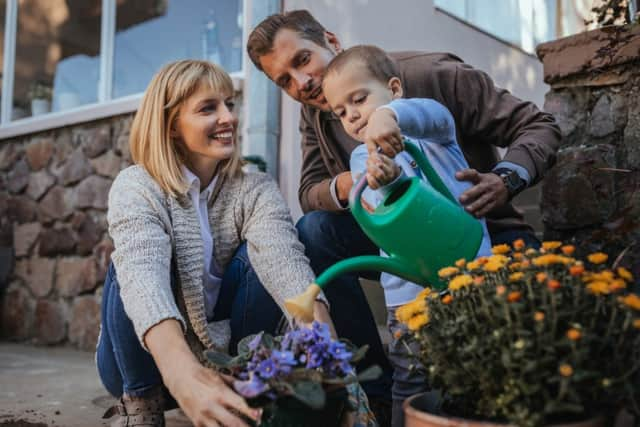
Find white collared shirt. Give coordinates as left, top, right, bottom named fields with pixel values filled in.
left=182, top=166, right=222, bottom=321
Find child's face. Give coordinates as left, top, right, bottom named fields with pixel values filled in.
left=322, top=61, right=400, bottom=142
left=173, top=83, right=238, bottom=169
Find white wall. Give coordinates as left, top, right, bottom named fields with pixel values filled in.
left=278, top=0, right=550, bottom=220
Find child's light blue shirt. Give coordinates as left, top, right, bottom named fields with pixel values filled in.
left=350, top=98, right=493, bottom=307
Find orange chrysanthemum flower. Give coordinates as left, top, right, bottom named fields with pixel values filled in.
left=509, top=272, right=524, bottom=282
left=547, top=279, right=562, bottom=291
left=587, top=252, right=608, bottom=264
left=617, top=267, right=633, bottom=282
left=559, top=364, right=573, bottom=377
left=492, top=244, right=511, bottom=255
left=566, top=328, right=582, bottom=341
left=569, top=264, right=585, bottom=277
left=534, top=311, right=545, bottom=322
left=542, top=241, right=562, bottom=251
left=513, top=239, right=525, bottom=250
left=455, top=258, right=466, bottom=268
left=441, top=294, right=453, bottom=305
left=536, top=272, right=548, bottom=283
left=507, top=291, right=522, bottom=303
left=561, top=245, right=575, bottom=255
left=438, top=266, right=459, bottom=278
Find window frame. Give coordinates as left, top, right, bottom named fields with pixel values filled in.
left=0, top=0, right=247, bottom=140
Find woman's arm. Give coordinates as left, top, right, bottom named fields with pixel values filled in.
left=145, top=319, right=258, bottom=427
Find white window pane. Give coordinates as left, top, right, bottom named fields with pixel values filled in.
left=13, top=0, right=101, bottom=120
left=113, top=0, right=243, bottom=99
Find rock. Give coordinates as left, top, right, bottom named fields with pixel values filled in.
left=53, top=129, right=74, bottom=167
left=622, top=91, right=640, bottom=169
left=39, top=186, right=73, bottom=221
left=77, top=124, right=111, bottom=158
left=73, top=175, right=111, bottom=210
left=541, top=145, right=617, bottom=229
left=544, top=89, right=588, bottom=139
left=1, top=284, right=34, bottom=340
left=0, top=143, right=22, bottom=171
left=68, top=296, right=100, bottom=351
left=115, top=133, right=131, bottom=163
left=90, top=150, right=122, bottom=178
left=93, top=239, right=114, bottom=283
left=5, top=195, right=38, bottom=223
left=26, top=170, right=56, bottom=200
left=7, top=160, right=30, bottom=194
left=70, top=212, right=103, bottom=255
left=34, top=299, right=67, bottom=344
left=56, top=256, right=98, bottom=297
left=55, top=148, right=93, bottom=186
left=588, top=93, right=628, bottom=138
left=25, top=138, right=54, bottom=170
left=38, top=227, right=76, bottom=256
left=13, top=222, right=41, bottom=257
left=14, top=256, right=56, bottom=298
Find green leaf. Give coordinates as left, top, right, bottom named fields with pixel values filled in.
left=237, top=334, right=258, bottom=355
left=357, top=365, right=383, bottom=383
left=350, top=344, right=370, bottom=363
left=204, top=350, right=233, bottom=367
left=291, top=380, right=326, bottom=410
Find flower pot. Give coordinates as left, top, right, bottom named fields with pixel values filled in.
left=258, top=389, right=349, bottom=427
left=30, top=98, right=50, bottom=116
left=404, top=393, right=604, bottom=427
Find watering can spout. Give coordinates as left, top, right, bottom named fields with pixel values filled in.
left=284, top=256, right=418, bottom=322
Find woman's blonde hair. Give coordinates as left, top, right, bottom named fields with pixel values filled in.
left=130, top=60, right=242, bottom=197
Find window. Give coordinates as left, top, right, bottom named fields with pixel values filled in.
left=113, top=0, right=243, bottom=98
left=434, top=0, right=590, bottom=54
left=0, top=0, right=244, bottom=127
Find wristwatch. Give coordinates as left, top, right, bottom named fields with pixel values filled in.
left=492, top=168, right=526, bottom=200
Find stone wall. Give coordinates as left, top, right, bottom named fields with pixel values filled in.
left=0, top=114, right=133, bottom=350
left=537, top=24, right=640, bottom=277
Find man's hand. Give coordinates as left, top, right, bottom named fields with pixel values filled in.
left=455, top=169, right=508, bottom=218
left=335, top=171, right=353, bottom=204
left=363, top=108, right=404, bottom=157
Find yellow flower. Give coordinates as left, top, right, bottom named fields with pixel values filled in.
left=507, top=291, right=522, bottom=303
left=525, top=248, right=538, bottom=256
left=584, top=270, right=614, bottom=282
left=407, top=313, right=429, bottom=331
left=561, top=245, right=575, bottom=255
left=489, top=254, right=510, bottom=264
left=542, top=241, right=562, bottom=251
left=633, top=319, right=640, bottom=329
left=587, top=252, right=608, bottom=264
left=492, top=244, right=511, bottom=255
left=513, top=252, right=524, bottom=260
left=455, top=258, right=466, bottom=268
left=513, top=239, right=525, bottom=251
left=569, top=264, right=585, bottom=277
left=609, top=279, right=627, bottom=292
left=566, top=328, right=582, bottom=341
left=532, top=254, right=571, bottom=266
left=484, top=261, right=504, bottom=272
left=466, top=260, right=481, bottom=271
left=509, top=272, right=524, bottom=282
left=536, top=272, right=548, bottom=283
left=559, top=364, right=573, bottom=377
left=534, top=311, right=545, bottom=322
left=617, top=267, right=633, bottom=282
left=449, top=274, right=473, bottom=291
left=438, top=266, right=459, bottom=278
left=587, top=281, right=610, bottom=295
left=396, top=299, right=427, bottom=323
left=417, top=288, right=432, bottom=299
left=620, top=294, right=640, bottom=311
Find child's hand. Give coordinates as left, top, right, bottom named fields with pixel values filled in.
left=363, top=108, right=404, bottom=157
left=366, top=151, right=401, bottom=190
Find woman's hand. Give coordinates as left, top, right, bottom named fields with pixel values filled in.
left=366, top=151, right=401, bottom=190
left=145, top=319, right=259, bottom=427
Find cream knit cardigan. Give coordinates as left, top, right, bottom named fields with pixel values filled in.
left=107, top=165, right=318, bottom=358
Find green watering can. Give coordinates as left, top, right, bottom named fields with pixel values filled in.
left=285, top=141, right=483, bottom=322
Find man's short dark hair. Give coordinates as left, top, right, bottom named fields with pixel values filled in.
left=325, top=45, right=400, bottom=85
left=247, top=10, right=328, bottom=71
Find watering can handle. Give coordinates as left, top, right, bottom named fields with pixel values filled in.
left=349, top=140, right=458, bottom=212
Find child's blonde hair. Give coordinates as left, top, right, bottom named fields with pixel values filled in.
left=130, top=60, right=242, bottom=197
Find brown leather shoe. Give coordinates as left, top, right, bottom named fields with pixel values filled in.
left=102, top=386, right=166, bottom=427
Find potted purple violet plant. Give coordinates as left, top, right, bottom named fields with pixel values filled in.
left=205, top=321, right=381, bottom=427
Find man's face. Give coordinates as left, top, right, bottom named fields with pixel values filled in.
left=258, top=28, right=339, bottom=111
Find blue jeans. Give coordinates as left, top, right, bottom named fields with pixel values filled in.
left=296, top=211, right=394, bottom=402
left=96, top=243, right=284, bottom=399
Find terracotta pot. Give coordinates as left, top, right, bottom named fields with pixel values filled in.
left=404, top=393, right=604, bottom=427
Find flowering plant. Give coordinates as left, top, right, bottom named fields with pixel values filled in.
left=397, top=240, right=640, bottom=427
left=205, top=322, right=380, bottom=425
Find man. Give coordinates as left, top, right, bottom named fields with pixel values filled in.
left=247, top=9, right=561, bottom=427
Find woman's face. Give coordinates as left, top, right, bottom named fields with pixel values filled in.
left=173, top=83, right=237, bottom=170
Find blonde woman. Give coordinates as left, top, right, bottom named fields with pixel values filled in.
left=96, top=60, right=333, bottom=427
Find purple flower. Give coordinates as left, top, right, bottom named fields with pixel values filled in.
left=312, top=322, right=331, bottom=342
left=327, top=341, right=352, bottom=361
left=257, top=358, right=278, bottom=379
left=234, top=374, right=268, bottom=398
